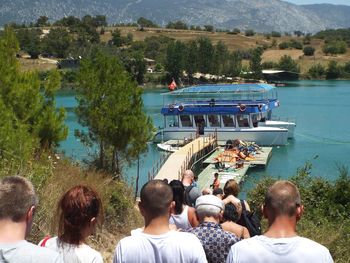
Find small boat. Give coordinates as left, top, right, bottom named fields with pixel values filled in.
left=156, top=142, right=179, bottom=152
left=154, top=84, right=295, bottom=146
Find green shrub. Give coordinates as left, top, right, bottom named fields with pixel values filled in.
left=245, top=29, right=255, bottom=37
left=303, top=46, right=315, bottom=56
left=308, top=64, right=325, bottom=79
left=279, top=42, right=289, bottom=49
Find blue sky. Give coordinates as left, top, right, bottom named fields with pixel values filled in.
left=285, top=0, right=350, bottom=5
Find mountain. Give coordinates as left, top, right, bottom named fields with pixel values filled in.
left=0, top=0, right=349, bottom=33
left=301, top=4, right=350, bottom=29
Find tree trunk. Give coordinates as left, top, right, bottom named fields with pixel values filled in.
left=134, top=155, right=140, bottom=201
left=99, top=141, right=105, bottom=169
left=112, top=147, right=120, bottom=179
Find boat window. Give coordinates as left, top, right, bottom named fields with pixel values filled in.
left=180, top=115, right=193, bottom=127
left=166, top=115, right=179, bottom=127
left=194, top=115, right=206, bottom=127
left=222, top=115, right=235, bottom=127
left=237, top=115, right=250, bottom=128
left=208, top=114, right=221, bottom=127
left=251, top=114, right=261, bottom=127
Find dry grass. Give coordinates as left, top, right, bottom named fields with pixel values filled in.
left=18, top=57, right=57, bottom=72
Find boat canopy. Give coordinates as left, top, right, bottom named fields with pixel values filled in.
left=163, top=83, right=275, bottom=96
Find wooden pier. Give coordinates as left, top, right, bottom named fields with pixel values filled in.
left=152, top=135, right=217, bottom=181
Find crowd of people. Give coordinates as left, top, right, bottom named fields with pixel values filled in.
left=0, top=171, right=334, bottom=263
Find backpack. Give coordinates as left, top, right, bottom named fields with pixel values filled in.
left=184, top=185, right=195, bottom=207
left=238, top=200, right=262, bottom=237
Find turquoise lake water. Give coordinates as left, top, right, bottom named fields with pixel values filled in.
left=56, top=80, right=350, bottom=194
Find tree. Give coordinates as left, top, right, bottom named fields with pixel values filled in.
left=279, top=42, right=289, bottom=50
left=204, top=25, right=214, bottom=32
left=225, top=52, right=242, bottom=77
left=278, top=55, right=300, bottom=73
left=212, top=41, right=229, bottom=76
left=16, top=28, right=42, bottom=58
left=35, top=16, right=50, bottom=27
left=326, top=61, right=340, bottom=79
left=197, top=37, right=214, bottom=74
left=137, top=17, right=158, bottom=28
left=308, top=64, right=325, bottom=79
left=184, top=40, right=198, bottom=84
left=249, top=47, right=263, bottom=79
left=42, top=28, right=71, bottom=58
left=245, top=29, right=255, bottom=37
left=165, top=40, right=185, bottom=81
left=166, top=21, right=188, bottom=30
left=303, top=46, right=315, bottom=56
left=76, top=50, right=153, bottom=177
left=271, top=31, right=281, bottom=37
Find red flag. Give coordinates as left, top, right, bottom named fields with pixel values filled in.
left=168, top=79, right=177, bottom=91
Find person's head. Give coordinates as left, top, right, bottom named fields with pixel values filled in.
left=214, top=173, right=219, bottom=179
left=195, top=195, right=224, bottom=222
left=169, top=180, right=185, bottom=214
left=223, top=203, right=239, bottom=222
left=58, top=185, right=103, bottom=245
left=139, top=180, right=173, bottom=219
left=223, top=179, right=240, bottom=197
left=0, top=176, right=38, bottom=237
left=182, top=170, right=195, bottom=186
left=263, top=180, right=303, bottom=222
left=202, top=188, right=212, bottom=195
left=212, top=188, right=223, bottom=199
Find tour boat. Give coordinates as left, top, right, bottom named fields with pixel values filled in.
left=154, top=84, right=295, bottom=146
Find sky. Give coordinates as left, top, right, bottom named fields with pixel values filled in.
left=285, top=0, right=350, bottom=5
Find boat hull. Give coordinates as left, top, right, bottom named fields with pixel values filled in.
left=154, top=127, right=288, bottom=146
left=259, top=120, right=296, bottom=139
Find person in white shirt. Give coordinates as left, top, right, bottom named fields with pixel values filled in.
left=39, top=185, right=103, bottom=263
left=226, top=180, right=333, bottom=263
left=0, top=176, right=62, bottom=263
left=113, top=179, right=207, bottom=263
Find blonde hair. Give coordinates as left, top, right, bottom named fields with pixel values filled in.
left=0, top=176, right=38, bottom=222
left=223, top=179, right=240, bottom=197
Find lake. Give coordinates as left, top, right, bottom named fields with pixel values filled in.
left=56, top=80, right=350, bottom=194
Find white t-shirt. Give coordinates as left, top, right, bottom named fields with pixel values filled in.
left=0, top=240, right=62, bottom=263
left=226, top=235, right=333, bottom=263
left=39, top=236, right=103, bottom=263
left=113, top=230, right=207, bottom=263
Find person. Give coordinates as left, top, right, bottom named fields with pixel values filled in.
left=212, top=188, right=224, bottom=199
left=113, top=180, right=207, bottom=263
left=221, top=203, right=250, bottom=239
left=169, top=180, right=199, bottom=230
left=187, top=195, right=240, bottom=263
left=223, top=179, right=249, bottom=218
left=39, top=185, right=103, bottom=263
left=0, top=176, right=62, bottom=262
left=182, top=170, right=201, bottom=207
left=226, top=180, right=334, bottom=263
left=210, top=172, right=220, bottom=189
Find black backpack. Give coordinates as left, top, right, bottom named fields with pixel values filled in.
left=184, top=185, right=195, bottom=207
left=238, top=200, right=262, bottom=237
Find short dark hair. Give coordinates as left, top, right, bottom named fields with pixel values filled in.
left=140, top=180, right=173, bottom=217
left=0, top=176, right=38, bottom=222
left=264, top=180, right=301, bottom=217
left=223, top=203, right=239, bottom=222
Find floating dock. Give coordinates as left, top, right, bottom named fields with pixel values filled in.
left=198, top=147, right=272, bottom=190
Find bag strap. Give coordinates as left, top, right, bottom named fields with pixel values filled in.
left=40, top=236, right=51, bottom=247
left=240, top=200, right=246, bottom=211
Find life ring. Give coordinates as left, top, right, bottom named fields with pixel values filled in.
left=169, top=104, right=175, bottom=111
left=258, top=104, right=263, bottom=112
left=178, top=104, right=185, bottom=112
left=239, top=104, right=246, bottom=112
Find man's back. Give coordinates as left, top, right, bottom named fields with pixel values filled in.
left=114, top=230, right=207, bottom=263
left=0, top=240, right=62, bottom=263
left=226, top=235, right=333, bottom=263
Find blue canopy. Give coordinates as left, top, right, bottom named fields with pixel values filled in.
left=163, top=83, right=275, bottom=96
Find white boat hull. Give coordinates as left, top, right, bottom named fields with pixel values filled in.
left=154, top=127, right=288, bottom=146
left=259, top=120, right=296, bottom=138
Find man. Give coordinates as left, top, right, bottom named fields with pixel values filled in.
left=187, top=195, right=240, bottom=263
left=182, top=170, right=201, bottom=207
left=226, top=180, right=333, bottom=263
left=113, top=180, right=207, bottom=263
left=0, top=176, right=62, bottom=262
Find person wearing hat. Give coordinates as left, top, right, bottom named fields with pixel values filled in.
left=187, top=195, right=240, bottom=263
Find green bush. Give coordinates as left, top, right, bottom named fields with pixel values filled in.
left=303, top=46, right=315, bottom=56
left=323, top=41, right=347, bottom=55
left=279, top=42, right=289, bottom=49
left=308, top=64, right=325, bottom=79
left=245, top=29, right=255, bottom=37
left=271, top=31, right=281, bottom=37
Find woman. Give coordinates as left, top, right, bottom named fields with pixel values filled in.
left=223, top=179, right=251, bottom=217
left=221, top=203, right=250, bottom=239
left=39, top=185, right=103, bottom=263
left=169, top=180, right=199, bottom=230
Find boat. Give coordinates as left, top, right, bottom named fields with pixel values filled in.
left=154, top=83, right=296, bottom=146
left=156, top=142, right=179, bottom=152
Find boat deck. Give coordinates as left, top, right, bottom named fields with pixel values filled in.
left=198, top=147, right=272, bottom=190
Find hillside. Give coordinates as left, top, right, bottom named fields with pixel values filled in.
left=0, top=0, right=349, bottom=33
